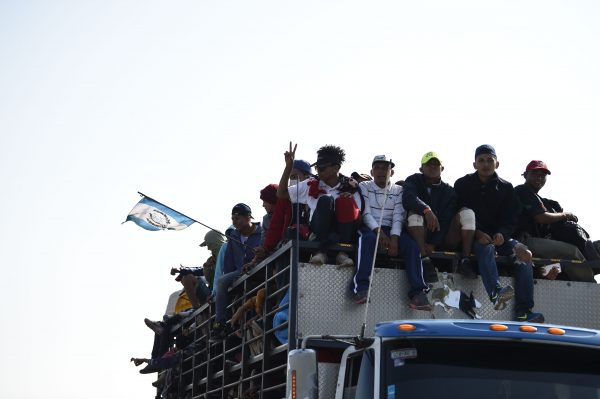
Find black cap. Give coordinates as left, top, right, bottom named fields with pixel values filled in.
left=232, top=203, right=252, bottom=217
left=311, top=154, right=338, bottom=168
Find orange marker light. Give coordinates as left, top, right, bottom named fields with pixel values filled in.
left=490, top=324, right=509, bottom=331
left=291, top=369, right=296, bottom=399
left=398, top=324, right=417, bottom=331
left=520, top=325, right=537, bottom=333
left=548, top=327, right=566, bottom=335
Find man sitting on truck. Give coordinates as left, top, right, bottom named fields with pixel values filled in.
left=251, top=159, right=312, bottom=263
left=402, top=151, right=477, bottom=280
left=515, top=160, right=591, bottom=264
left=351, top=155, right=432, bottom=310
left=454, top=144, right=544, bottom=323
left=278, top=142, right=360, bottom=267
left=210, top=203, right=263, bottom=341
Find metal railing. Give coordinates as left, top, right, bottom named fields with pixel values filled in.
left=156, top=240, right=600, bottom=398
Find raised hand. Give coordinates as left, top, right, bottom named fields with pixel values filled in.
left=284, top=142, right=297, bottom=168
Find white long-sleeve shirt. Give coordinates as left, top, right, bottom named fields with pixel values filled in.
left=356, top=180, right=404, bottom=236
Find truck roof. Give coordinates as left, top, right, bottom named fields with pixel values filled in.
left=375, top=319, right=600, bottom=346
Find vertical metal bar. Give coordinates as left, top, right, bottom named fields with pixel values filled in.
left=288, top=241, right=299, bottom=351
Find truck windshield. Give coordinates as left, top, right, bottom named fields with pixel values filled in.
left=382, top=338, right=600, bottom=399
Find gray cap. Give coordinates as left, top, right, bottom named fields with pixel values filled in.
left=372, top=155, right=395, bottom=168
left=200, top=230, right=226, bottom=247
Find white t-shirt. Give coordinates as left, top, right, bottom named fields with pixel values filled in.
left=289, top=179, right=342, bottom=222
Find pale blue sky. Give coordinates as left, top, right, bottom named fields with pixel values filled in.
left=1, top=1, right=599, bottom=397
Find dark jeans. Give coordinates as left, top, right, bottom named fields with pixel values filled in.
left=215, top=270, right=241, bottom=323
left=195, top=277, right=210, bottom=304
left=473, top=239, right=534, bottom=315
left=310, top=196, right=356, bottom=245
left=150, top=314, right=182, bottom=359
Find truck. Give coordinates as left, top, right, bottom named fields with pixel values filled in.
left=155, top=240, right=600, bottom=399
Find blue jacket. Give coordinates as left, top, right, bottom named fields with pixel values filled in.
left=402, top=173, right=457, bottom=246
left=223, top=223, right=263, bottom=274
left=454, top=172, right=517, bottom=239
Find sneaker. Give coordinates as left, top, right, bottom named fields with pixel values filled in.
left=457, top=257, right=477, bottom=279
left=309, top=252, right=327, bottom=266
left=421, top=257, right=438, bottom=283
left=514, top=243, right=533, bottom=263
left=491, top=285, right=514, bottom=310
left=515, top=311, right=545, bottom=323
left=352, top=290, right=368, bottom=304
left=336, top=252, right=354, bottom=267
left=144, top=318, right=164, bottom=335
left=408, top=291, right=433, bottom=311
left=139, top=362, right=160, bottom=374
left=151, top=372, right=166, bottom=388
left=209, top=321, right=229, bottom=343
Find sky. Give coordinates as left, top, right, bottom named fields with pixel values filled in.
left=1, top=1, right=599, bottom=398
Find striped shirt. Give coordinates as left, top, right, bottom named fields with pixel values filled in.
left=357, top=180, right=404, bottom=236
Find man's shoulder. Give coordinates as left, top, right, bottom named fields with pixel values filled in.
left=454, top=173, right=474, bottom=186
left=359, top=180, right=380, bottom=192
left=514, top=183, right=531, bottom=195
left=404, top=173, right=422, bottom=183
left=358, top=180, right=372, bottom=190
left=495, top=175, right=514, bottom=188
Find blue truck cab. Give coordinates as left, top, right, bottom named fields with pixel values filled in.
left=289, top=319, right=600, bottom=399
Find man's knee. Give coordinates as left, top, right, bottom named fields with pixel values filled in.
left=407, top=213, right=424, bottom=227
left=476, top=242, right=496, bottom=256
left=217, top=275, right=230, bottom=291
left=181, top=274, right=196, bottom=286
left=458, top=208, right=475, bottom=230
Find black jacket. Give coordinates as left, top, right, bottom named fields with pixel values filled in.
left=403, top=173, right=457, bottom=246
left=454, top=172, right=517, bottom=239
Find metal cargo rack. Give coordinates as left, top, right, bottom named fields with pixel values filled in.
left=158, top=240, right=600, bottom=399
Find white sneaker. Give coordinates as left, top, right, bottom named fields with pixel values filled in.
left=336, top=252, right=354, bottom=267
left=309, top=252, right=327, bottom=266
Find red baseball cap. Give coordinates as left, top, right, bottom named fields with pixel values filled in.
left=525, top=160, right=551, bottom=175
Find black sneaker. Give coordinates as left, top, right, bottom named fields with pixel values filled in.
left=490, top=285, right=514, bottom=310
left=139, top=363, right=160, bottom=374
left=409, top=291, right=433, bottom=311
left=457, top=257, right=477, bottom=279
left=422, top=257, right=439, bottom=283
left=209, top=321, right=229, bottom=343
left=515, top=311, right=545, bottom=323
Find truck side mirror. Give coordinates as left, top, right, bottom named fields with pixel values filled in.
left=286, top=348, right=318, bottom=399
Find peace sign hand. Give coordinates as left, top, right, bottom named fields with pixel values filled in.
left=284, top=142, right=297, bottom=168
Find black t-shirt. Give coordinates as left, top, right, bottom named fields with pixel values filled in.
left=515, top=184, right=563, bottom=238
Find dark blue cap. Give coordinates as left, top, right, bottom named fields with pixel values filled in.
left=293, top=159, right=312, bottom=175
left=475, top=144, right=497, bottom=159
left=232, top=203, right=252, bottom=216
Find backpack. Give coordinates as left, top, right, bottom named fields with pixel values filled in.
left=549, top=220, right=590, bottom=254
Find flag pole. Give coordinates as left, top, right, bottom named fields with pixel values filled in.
left=136, top=191, right=253, bottom=251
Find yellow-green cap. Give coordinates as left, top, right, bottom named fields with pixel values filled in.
left=421, top=151, right=442, bottom=166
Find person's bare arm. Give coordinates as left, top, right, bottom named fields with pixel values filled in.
left=277, top=142, right=297, bottom=198
left=534, top=212, right=578, bottom=224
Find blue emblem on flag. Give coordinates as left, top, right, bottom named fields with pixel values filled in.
left=125, top=196, right=195, bottom=231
